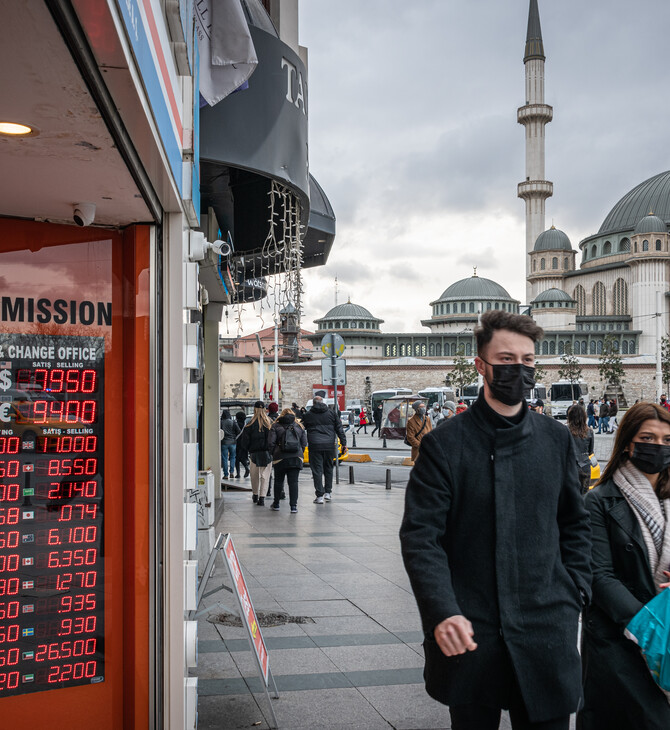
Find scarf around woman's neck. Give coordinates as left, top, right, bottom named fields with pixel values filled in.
left=613, top=461, right=670, bottom=591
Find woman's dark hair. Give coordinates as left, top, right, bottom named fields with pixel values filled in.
left=221, top=409, right=231, bottom=419
left=566, top=404, right=589, bottom=439
left=598, top=401, right=670, bottom=497
left=474, top=310, right=544, bottom=357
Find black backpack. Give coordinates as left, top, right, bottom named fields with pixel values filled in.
left=281, top=424, right=301, bottom=453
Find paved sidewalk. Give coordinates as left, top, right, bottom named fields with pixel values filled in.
left=191, top=471, right=469, bottom=730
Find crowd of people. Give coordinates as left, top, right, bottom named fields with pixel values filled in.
left=221, top=313, right=670, bottom=728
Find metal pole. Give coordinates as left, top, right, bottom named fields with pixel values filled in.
left=657, top=290, right=663, bottom=404
left=385, top=469, right=392, bottom=490
left=349, top=466, right=355, bottom=484
left=274, top=323, right=279, bottom=407
left=332, top=334, right=340, bottom=485
left=255, top=333, right=264, bottom=400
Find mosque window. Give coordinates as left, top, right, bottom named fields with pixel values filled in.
left=542, top=341, right=548, bottom=355
left=540, top=258, right=546, bottom=270
left=597, top=340, right=603, bottom=354
left=467, top=302, right=474, bottom=313
left=359, top=322, right=364, bottom=329
left=643, top=240, right=649, bottom=251
left=450, top=343, right=457, bottom=356
left=589, top=341, right=596, bottom=354
left=564, top=257, right=568, bottom=269
left=335, top=321, right=341, bottom=328
left=533, top=259, right=537, bottom=272
left=436, top=343, right=442, bottom=356
left=620, top=238, right=630, bottom=252
left=573, top=285, right=586, bottom=316
left=421, top=344, right=427, bottom=356
left=549, top=341, right=556, bottom=355
left=622, top=341, right=629, bottom=354
left=612, top=340, right=619, bottom=352
left=616, top=323, right=621, bottom=330
left=558, top=341, right=565, bottom=355
left=535, top=342, right=540, bottom=355
left=415, top=344, right=421, bottom=356
left=581, top=340, right=587, bottom=354
left=603, top=241, right=612, bottom=255
left=613, top=278, right=628, bottom=315
left=634, top=242, right=638, bottom=252
left=486, top=302, right=492, bottom=310
left=446, top=303, right=450, bottom=314
left=461, top=302, right=466, bottom=313
left=400, top=344, right=405, bottom=356
left=657, top=239, right=662, bottom=251
left=392, top=344, right=397, bottom=356
left=494, top=302, right=499, bottom=310
left=591, top=245, right=597, bottom=258
left=552, top=257, right=558, bottom=269
left=629, top=340, right=635, bottom=354
left=592, top=282, right=606, bottom=316
left=429, top=343, right=434, bottom=356
left=465, top=343, right=472, bottom=356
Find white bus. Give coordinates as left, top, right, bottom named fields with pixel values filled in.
left=371, top=388, right=412, bottom=413
left=417, top=386, right=457, bottom=409
left=550, top=380, right=588, bottom=419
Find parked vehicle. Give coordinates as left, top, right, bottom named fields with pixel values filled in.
left=549, top=380, right=588, bottom=419
left=380, top=394, right=421, bottom=440
left=417, top=386, right=456, bottom=409
left=371, top=388, right=412, bottom=414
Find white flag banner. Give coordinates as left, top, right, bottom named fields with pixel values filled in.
left=195, top=0, right=258, bottom=107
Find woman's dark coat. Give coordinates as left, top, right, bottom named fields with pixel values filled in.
left=267, top=413, right=307, bottom=466
left=399, top=391, right=592, bottom=723
left=579, top=479, right=670, bottom=730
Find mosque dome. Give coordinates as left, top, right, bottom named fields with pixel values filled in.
left=437, top=274, right=513, bottom=301
left=633, top=213, right=667, bottom=235
left=532, top=288, right=574, bottom=304
left=599, top=171, right=670, bottom=234
left=313, top=299, right=384, bottom=331
left=533, top=226, right=572, bottom=251
left=321, top=302, right=375, bottom=320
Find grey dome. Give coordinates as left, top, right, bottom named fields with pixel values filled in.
left=438, top=275, right=513, bottom=301
left=533, top=226, right=572, bottom=251
left=322, top=302, right=375, bottom=319
left=533, top=288, right=574, bottom=303
left=634, top=214, right=666, bottom=235
left=599, top=171, right=670, bottom=233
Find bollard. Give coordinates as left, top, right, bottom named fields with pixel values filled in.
left=382, top=436, right=387, bottom=449
left=352, top=433, right=357, bottom=448
left=349, top=466, right=355, bottom=484
left=385, top=469, right=392, bottom=490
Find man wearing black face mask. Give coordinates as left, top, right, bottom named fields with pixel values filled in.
left=400, top=310, right=592, bottom=730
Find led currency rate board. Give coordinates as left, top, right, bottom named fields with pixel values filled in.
left=0, top=334, right=104, bottom=696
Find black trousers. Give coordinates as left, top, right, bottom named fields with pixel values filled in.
left=309, top=448, right=334, bottom=495
left=450, top=704, right=569, bottom=730
left=272, top=461, right=300, bottom=507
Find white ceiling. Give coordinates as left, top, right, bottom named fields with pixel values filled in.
left=0, top=1, right=151, bottom=227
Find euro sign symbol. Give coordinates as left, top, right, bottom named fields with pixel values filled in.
left=0, top=369, right=11, bottom=392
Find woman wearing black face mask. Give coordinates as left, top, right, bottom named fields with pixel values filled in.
left=579, top=402, right=670, bottom=730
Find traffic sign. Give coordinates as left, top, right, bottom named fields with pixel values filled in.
left=321, top=358, right=346, bottom=386
left=321, top=333, right=345, bottom=358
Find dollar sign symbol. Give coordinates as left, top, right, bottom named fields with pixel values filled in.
left=0, top=369, right=11, bottom=392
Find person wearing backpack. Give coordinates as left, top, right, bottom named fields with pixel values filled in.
left=220, top=409, right=241, bottom=480
left=237, top=401, right=273, bottom=506
left=301, top=395, right=347, bottom=504
left=267, top=408, right=307, bottom=513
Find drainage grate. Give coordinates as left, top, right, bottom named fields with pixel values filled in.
left=209, top=611, right=315, bottom=627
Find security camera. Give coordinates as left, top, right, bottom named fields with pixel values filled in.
left=210, top=239, right=233, bottom=258
left=73, top=202, right=96, bottom=227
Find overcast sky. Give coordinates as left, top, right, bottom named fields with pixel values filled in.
left=284, top=0, right=670, bottom=335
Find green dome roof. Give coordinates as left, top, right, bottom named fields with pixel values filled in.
left=599, top=171, right=670, bottom=233
left=634, top=214, right=667, bottom=234
left=438, top=275, right=513, bottom=301
left=533, top=226, right=572, bottom=251
left=532, top=288, right=574, bottom=303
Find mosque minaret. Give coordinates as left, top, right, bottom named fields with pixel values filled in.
left=517, top=0, right=553, bottom=303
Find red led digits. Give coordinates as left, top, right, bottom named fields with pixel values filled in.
left=47, top=661, right=97, bottom=683
left=0, top=555, right=19, bottom=572
left=0, top=648, right=19, bottom=667
left=46, top=549, right=97, bottom=569
left=0, top=484, right=19, bottom=502
left=0, top=579, right=19, bottom=596
left=0, top=602, right=19, bottom=620
left=14, top=399, right=97, bottom=424
left=36, top=481, right=98, bottom=500
left=0, top=462, right=19, bottom=479
left=42, top=526, right=97, bottom=546
left=0, top=438, right=19, bottom=455
left=37, top=435, right=97, bottom=453
left=0, top=625, right=20, bottom=643
left=0, top=532, right=19, bottom=549
left=0, top=509, right=19, bottom=525
left=36, top=458, right=97, bottom=476
left=0, top=672, right=19, bottom=690
left=17, top=368, right=97, bottom=394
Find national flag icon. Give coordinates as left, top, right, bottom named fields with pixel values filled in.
left=22, top=604, right=34, bottom=614
left=22, top=440, right=34, bottom=450
left=22, top=488, right=34, bottom=497
left=22, top=557, right=33, bottom=566
left=22, top=511, right=34, bottom=520
left=22, top=533, right=34, bottom=543
left=22, top=581, right=34, bottom=589
left=21, top=628, right=34, bottom=638
left=22, top=651, right=34, bottom=661
left=22, top=464, right=34, bottom=472
left=0, top=362, right=10, bottom=369
left=22, top=674, right=34, bottom=683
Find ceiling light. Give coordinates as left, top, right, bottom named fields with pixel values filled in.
left=0, top=122, right=39, bottom=137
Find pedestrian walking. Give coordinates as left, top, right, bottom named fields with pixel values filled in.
left=370, top=403, right=383, bottom=437
left=594, top=399, right=601, bottom=433
left=267, top=408, right=307, bottom=513
left=405, top=400, right=432, bottom=463
left=429, top=402, right=445, bottom=427
left=301, top=395, right=347, bottom=503
left=400, top=310, right=591, bottom=730
left=234, top=410, right=250, bottom=478
left=608, top=398, right=618, bottom=432
left=237, top=401, right=272, bottom=505
left=267, top=402, right=279, bottom=421
left=220, top=409, right=240, bottom=480
left=579, top=402, right=670, bottom=729
left=442, top=400, right=456, bottom=420
left=456, top=400, right=468, bottom=414
left=660, top=394, right=670, bottom=412
left=356, top=407, right=368, bottom=434
left=344, top=410, right=354, bottom=432
left=567, top=404, right=594, bottom=495
left=586, top=399, right=596, bottom=429
left=600, top=400, right=610, bottom=434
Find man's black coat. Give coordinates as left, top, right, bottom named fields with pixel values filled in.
left=301, top=401, right=346, bottom=451
left=579, top=480, right=670, bottom=730
left=399, top=391, right=592, bottom=723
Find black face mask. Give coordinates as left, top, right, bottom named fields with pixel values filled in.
left=481, top=360, right=536, bottom=407
left=630, top=442, right=670, bottom=474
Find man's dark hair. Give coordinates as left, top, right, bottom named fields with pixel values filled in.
left=474, top=310, right=544, bottom=356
